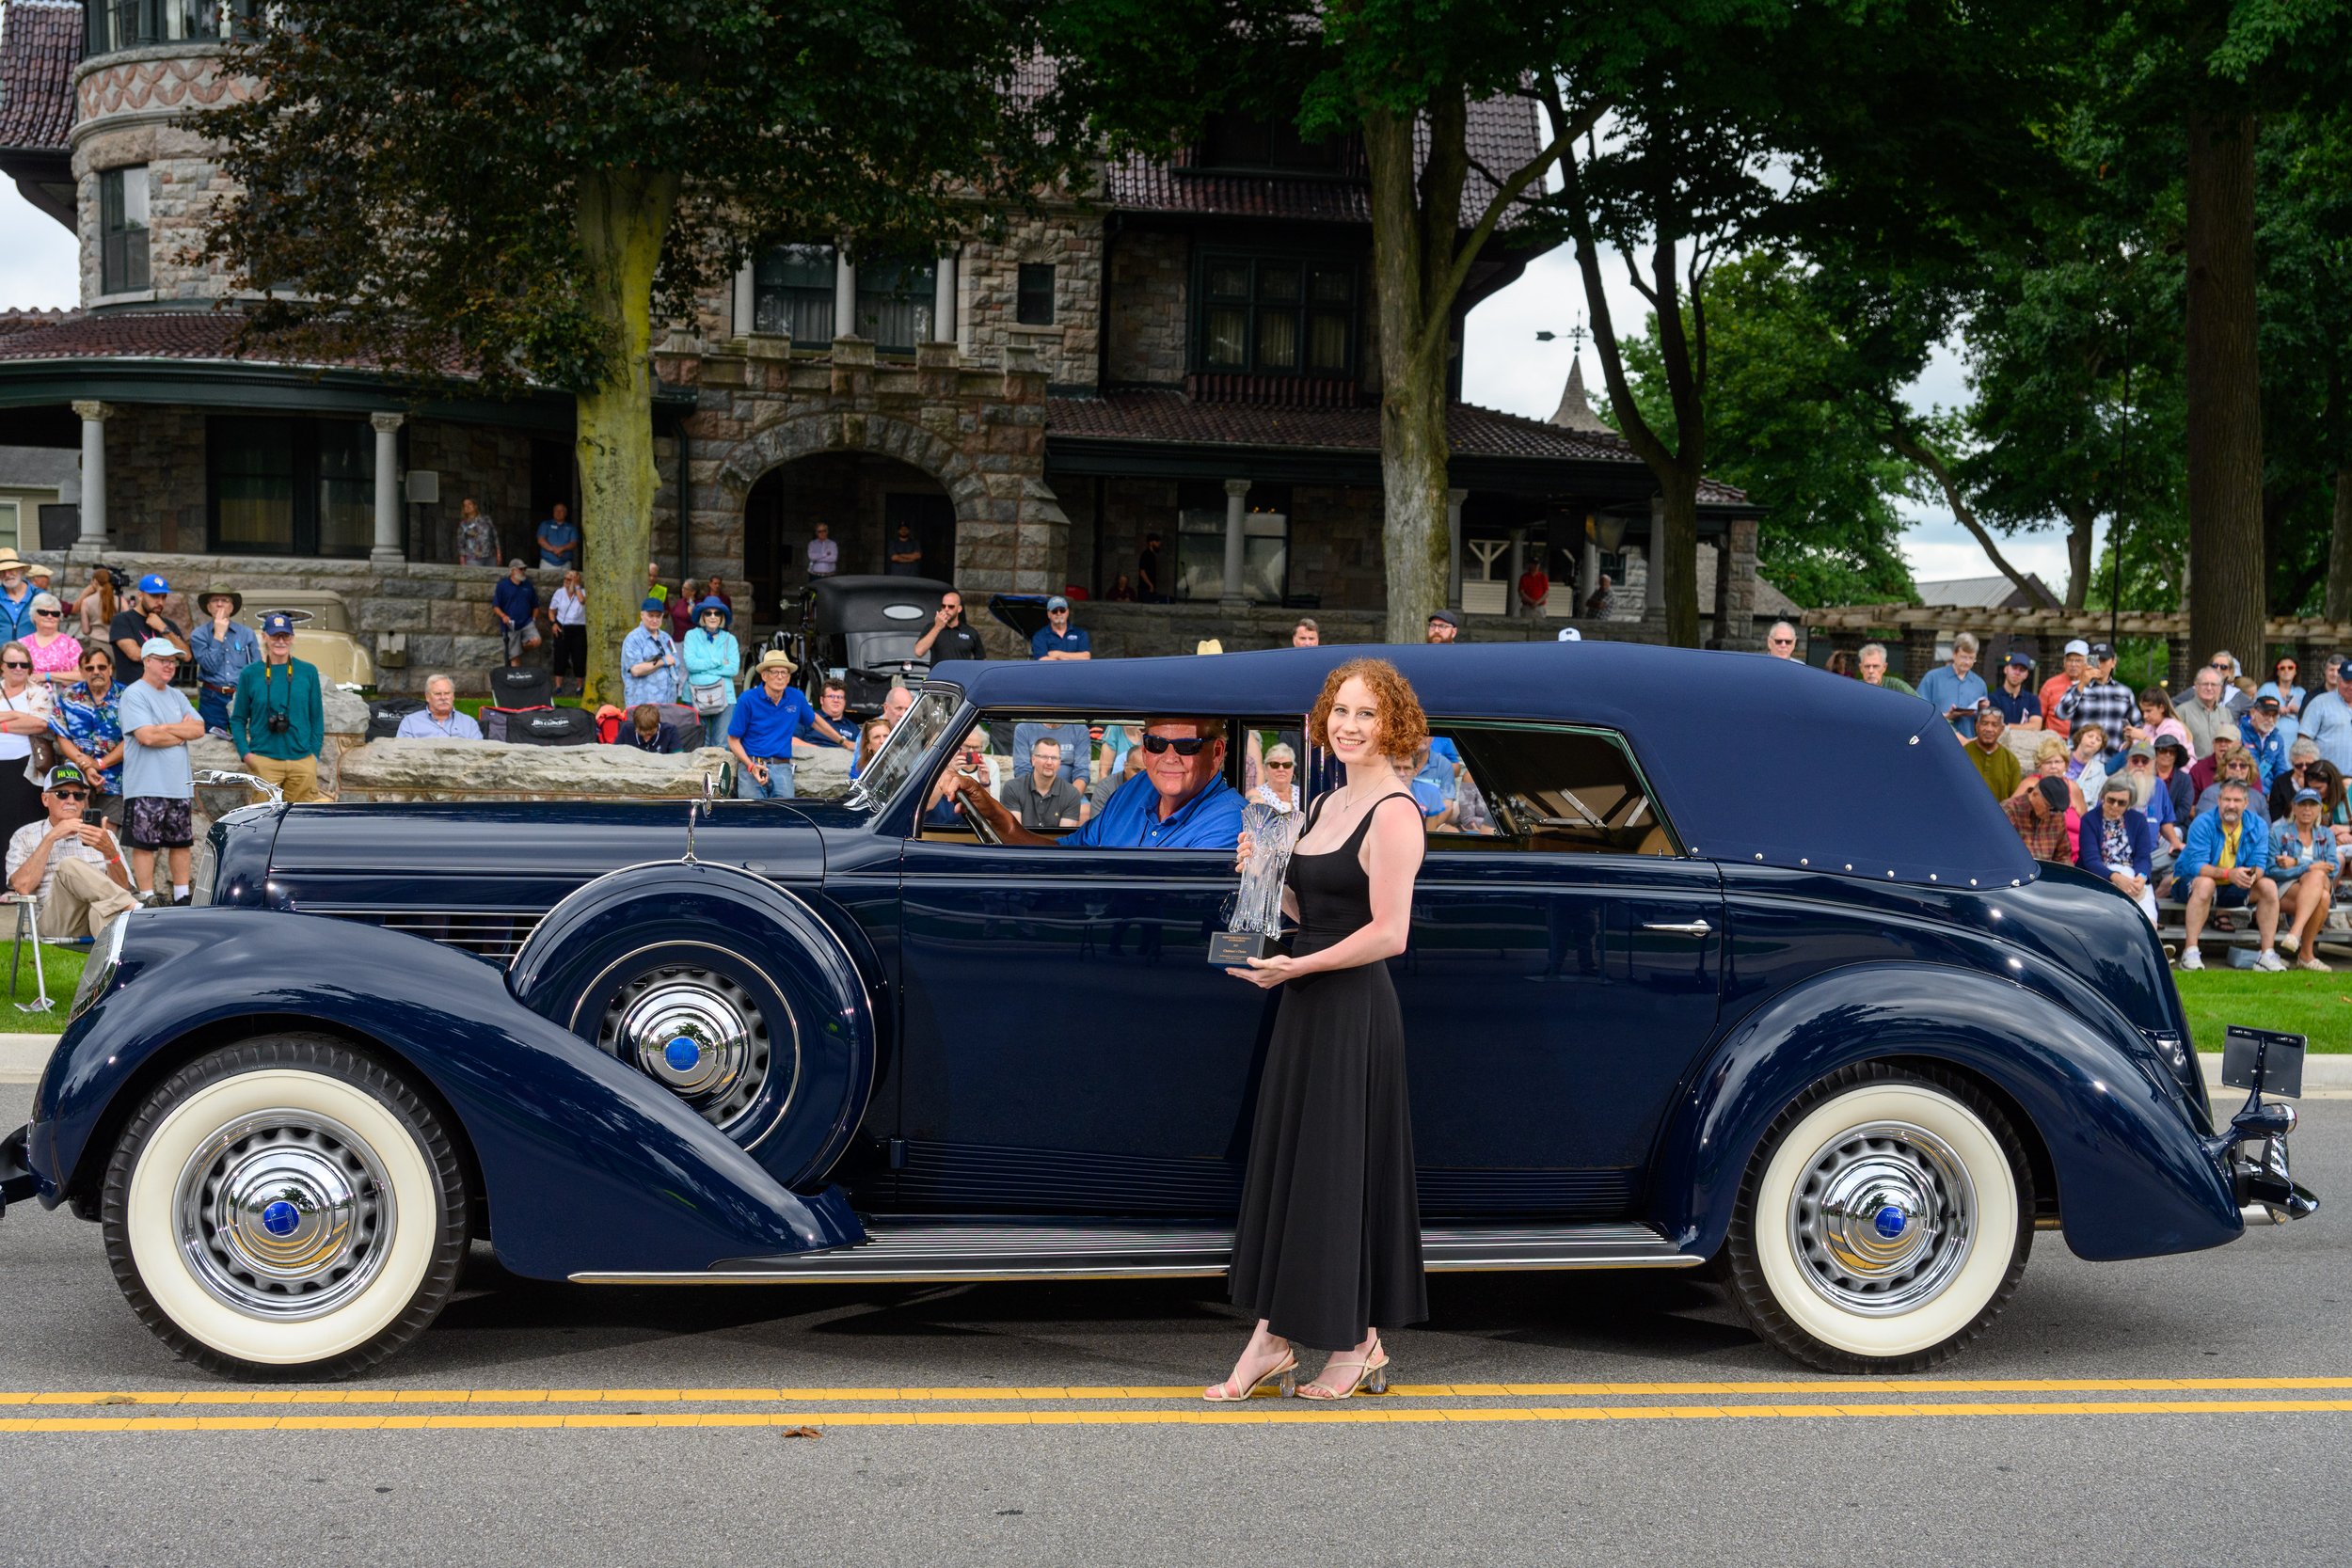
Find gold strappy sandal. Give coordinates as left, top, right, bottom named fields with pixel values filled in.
left=1296, top=1335, right=1389, bottom=1402
left=1203, top=1344, right=1298, bottom=1402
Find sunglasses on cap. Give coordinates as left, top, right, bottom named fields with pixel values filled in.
left=1140, top=734, right=1211, bottom=755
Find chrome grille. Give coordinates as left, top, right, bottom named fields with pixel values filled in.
left=321, top=909, right=545, bottom=964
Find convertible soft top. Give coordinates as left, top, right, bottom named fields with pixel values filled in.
left=931, top=641, right=2039, bottom=889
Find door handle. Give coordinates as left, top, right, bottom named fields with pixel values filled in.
left=1641, top=919, right=1713, bottom=936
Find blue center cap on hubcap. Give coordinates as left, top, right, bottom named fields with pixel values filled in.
left=1873, top=1204, right=1907, bottom=1241
left=663, top=1036, right=702, bottom=1071
left=261, top=1199, right=301, bottom=1237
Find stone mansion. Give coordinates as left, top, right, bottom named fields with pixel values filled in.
left=0, top=0, right=1772, bottom=689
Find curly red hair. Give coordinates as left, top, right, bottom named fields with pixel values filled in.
left=1306, top=657, right=1428, bottom=763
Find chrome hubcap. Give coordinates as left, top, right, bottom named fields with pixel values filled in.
left=174, top=1110, right=395, bottom=1321
left=600, top=967, right=771, bottom=1132
left=1787, top=1119, right=1977, bottom=1316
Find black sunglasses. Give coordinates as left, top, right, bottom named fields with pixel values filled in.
left=1, top=661, right=27, bottom=671
left=1264, top=759, right=1295, bottom=768
left=1140, top=735, right=1210, bottom=756
left=31, top=608, right=58, bottom=616
left=51, top=789, right=87, bottom=801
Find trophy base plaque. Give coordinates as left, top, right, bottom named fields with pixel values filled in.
left=1208, top=930, right=1288, bottom=965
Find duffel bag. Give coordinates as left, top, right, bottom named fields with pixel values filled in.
left=511, top=706, right=598, bottom=747
left=480, top=704, right=551, bottom=743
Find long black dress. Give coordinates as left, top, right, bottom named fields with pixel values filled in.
left=1227, top=790, right=1427, bottom=1352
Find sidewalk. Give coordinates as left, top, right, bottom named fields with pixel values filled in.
left=4, top=1030, right=2347, bottom=1090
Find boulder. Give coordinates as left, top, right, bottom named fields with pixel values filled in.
left=339, top=739, right=735, bottom=802
left=323, top=684, right=371, bottom=738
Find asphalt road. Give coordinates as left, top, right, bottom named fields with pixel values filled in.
left=2, top=1082, right=2347, bottom=1568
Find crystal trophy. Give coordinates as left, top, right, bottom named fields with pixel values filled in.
left=1208, top=798, right=1299, bottom=964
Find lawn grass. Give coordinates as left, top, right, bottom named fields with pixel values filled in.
left=2172, top=967, right=2352, bottom=1053
left=0, top=942, right=87, bottom=1030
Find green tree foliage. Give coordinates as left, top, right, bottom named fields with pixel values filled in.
left=2254, top=106, right=2352, bottom=620
left=205, top=0, right=1069, bottom=699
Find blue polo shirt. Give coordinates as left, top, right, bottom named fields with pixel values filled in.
left=1059, top=771, right=1242, bottom=850
left=1030, top=625, right=1091, bottom=659
left=728, top=682, right=816, bottom=759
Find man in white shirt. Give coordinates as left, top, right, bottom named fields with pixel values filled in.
left=394, top=674, right=484, bottom=740
left=805, top=521, right=839, bottom=580
left=5, top=763, right=136, bottom=938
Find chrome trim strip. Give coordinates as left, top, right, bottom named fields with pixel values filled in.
left=567, top=1255, right=1708, bottom=1286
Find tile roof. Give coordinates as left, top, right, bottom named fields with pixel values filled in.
left=0, top=307, right=490, bottom=376
left=0, top=0, right=79, bottom=154
left=1046, top=389, right=1749, bottom=502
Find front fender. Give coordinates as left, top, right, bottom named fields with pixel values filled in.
left=1650, top=962, right=2240, bottom=1263
left=28, top=910, right=863, bottom=1279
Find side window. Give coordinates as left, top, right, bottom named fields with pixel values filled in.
left=1423, top=725, right=1678, bottom=856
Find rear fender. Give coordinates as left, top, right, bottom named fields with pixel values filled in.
left=31, top=911, right=863, bottom=1279
left=1650, top=962, right=2240, bottom=1263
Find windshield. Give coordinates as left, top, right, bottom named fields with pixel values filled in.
left=845, top=689, right=960, bottom=812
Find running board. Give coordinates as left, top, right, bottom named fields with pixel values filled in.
left=569, top=1219, right=1704, bottom=1285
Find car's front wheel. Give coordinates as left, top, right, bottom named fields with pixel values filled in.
left=101, top=1036, right=469, bottom=1379
left=1725, top=1063, right=2032, bottom=1372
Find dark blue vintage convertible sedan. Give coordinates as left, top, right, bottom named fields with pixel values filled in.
left=0, top=642, right=2314, bottom=1379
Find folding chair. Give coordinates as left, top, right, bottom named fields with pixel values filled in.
left=0, top=892, right=47, bottom=1012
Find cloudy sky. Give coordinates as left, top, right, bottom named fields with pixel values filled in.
left=0, top=177, right=2090, bottom=597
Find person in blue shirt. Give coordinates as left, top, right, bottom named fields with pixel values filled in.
left=727, top=648, right=818, bottom=800
left=187, top=587, right=261, bottom=737
left=535, top=502, right=580, bottom=569
left=619, top=597, right=679, bottom=709
left=1914, top=633, right=1989, bottom=737
left=678, top=595, right=741, bottom=741
left=1030, top=596, right=1091, bottom=661
left=1985, top=652, right=2042, bottom=728
left=2176, top=777, right=2282, bottom=971
left=492, top=561, right=541, bottom=667
left=945, top=717, right=1242, bottom=850
left=2239, top=696, right=2291, bottom=786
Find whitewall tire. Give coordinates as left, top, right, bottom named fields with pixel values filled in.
left=101, top=1037, right=469, bottom=1379
left=1725, top=1063, right=2033, bottom=1372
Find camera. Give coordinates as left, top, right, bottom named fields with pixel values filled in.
left=266, top=711, right=291, bottom=736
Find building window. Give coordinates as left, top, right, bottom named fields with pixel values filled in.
left=99, top=167, right=151, bottom=295
left=1195, top=113, right=1350, bottom=175
left=854, top=256, right=936, bottom=352
left=752, top=243, right=835, bottom=341
left=207, top=417, right=375, bottom=558
left=1196, top=255, right=1355, bottom=378
left=87, top=1, right=258, bottom=55
left=0, top=500, right=18, bottom=555
left=1016, top=263, right=1056, bottom=326
left=1173, top=482, right=1291, bottom=605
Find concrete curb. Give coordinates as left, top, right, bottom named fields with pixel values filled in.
left=2, top=1030, right=62, bottom=1083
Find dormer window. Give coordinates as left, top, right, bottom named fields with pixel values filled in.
left=1195, top=114, right=1353, bottom=176
left=1196, top=254, right=1355, bottom=378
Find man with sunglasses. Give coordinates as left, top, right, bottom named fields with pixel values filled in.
left=5, top=763, right=135, bottom=938
left=946, top=717, right=1241, bottom=850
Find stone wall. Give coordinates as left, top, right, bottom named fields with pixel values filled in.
left=960, top=212, right=1103, bottom=388
left=72, top=46, right=257, bottom=306
left=1104, top=229, right=1187, bottom=386
left=99, top=404, right=207, bottom=552
left=404, top=420, right=542, bottom=565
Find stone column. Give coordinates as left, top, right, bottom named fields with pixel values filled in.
left=1221, top=479, right=1250, bottom=608
left=932, top=246, right=958, bottom=345
left=1446, top=487, right=1467, bottom=609
left=1644, top=495, right=1667, bottom=615
left=1580, top=536, right=1600, bottom=613
left=72, top=401, right=109, bottom=551
left=2167, top=635, right=2193, bottom=692
left=732, top=261, right=755, bottom=336
left=370, top=413, right=405, bottom=564
left=1903, top=626, right=1940, bottom=686
left=834, top=249, right=858, bottom=339
left=1507, top=527, right=1527, bottom=620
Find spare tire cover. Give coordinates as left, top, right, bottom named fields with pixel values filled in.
left=507, top=861, right=876, bottom=1190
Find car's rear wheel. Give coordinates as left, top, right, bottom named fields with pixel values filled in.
left=1725, top=1062, right=2032, bottom=1372
left=101, top=1036, right=468, bottom=1380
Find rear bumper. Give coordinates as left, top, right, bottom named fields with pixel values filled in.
left=0, top=1124, right=40, bottom=1218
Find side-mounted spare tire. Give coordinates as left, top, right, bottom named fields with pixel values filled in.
left=506, top=861, right=877, bottom=1190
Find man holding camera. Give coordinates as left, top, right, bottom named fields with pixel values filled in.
left=230, top=610, right=326, bottom=804
left=4, top=763, right=136, bottom=937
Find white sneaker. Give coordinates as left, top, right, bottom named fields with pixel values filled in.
left=2297, top=955, right=2331, bottom=973
left=2180, top=947, right=2205, bottom=971
left=2253, top=949, right=2289, bottom=973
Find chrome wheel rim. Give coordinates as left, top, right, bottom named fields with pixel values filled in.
left=599, top=966, right=771, bottom=1132
left=1786, top=1118, right=1977, bottom=1317
left=173, top=1109, right=397, bottom=1322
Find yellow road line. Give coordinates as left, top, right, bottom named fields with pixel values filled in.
left=5, top=1400, right=2352, bottom=1433
left=7, top=1376, right=2352, bottom=1408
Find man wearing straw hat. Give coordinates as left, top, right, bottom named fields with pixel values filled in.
left=0, top=552, right=37, bottom=645
left=727, top=647, right=818, bottom=800
left=187, top=586, right=260, bottom=738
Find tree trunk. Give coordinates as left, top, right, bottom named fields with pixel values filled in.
left=1660, top=467, right=1702, bottom=648
left=2184, top=105, right=2265, bottom=669
left=1364, top=106, right=1451, bottom=643
left=574, top=165, right=680, bottom=705
left=2062, top=501, right=2094, bottom=610
left=2328, top=466, right=2352, bottom=626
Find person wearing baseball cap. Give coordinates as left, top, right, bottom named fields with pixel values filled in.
left=728, top=646, right=819, bottom=800
left=2239, top=691, right=2291, bottom=785
left=3, top=760, right=136, bottom=937
left=2296, top=656, right=2352, bottom=776
left=230, top=610, right=326, bottom=805
left=2272, top=785, right=2339, bottom=970
left=2038, top=639, right=2091, bottom=740
left=109, top=572, right=188, bottom=671
left=621, top=595, right=680, bottom=709
left=1031, top=595, right=1090, bottom=661
left=1989, top=650, right=2042, bottom=728
left=120, top=635, right=207, bottom=903
left=2053, top=639, right=2132, bottom=764
left=1425, top=608, right=1464, bottom=643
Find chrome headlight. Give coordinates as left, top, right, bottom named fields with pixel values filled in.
left=69, top=913, right=130, bottom=1023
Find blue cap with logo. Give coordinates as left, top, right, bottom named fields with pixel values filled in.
left=259, top=610, right=296, bottom=637
left=136, top=573, right=168, bottom=595
left=1046, top=594, right=1071, bottom=612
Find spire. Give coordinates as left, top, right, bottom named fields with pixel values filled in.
left=1549, top=357, right=1612, bottom=434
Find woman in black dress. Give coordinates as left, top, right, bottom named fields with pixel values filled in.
left=1207, top=657, right=1429, bottom=1402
